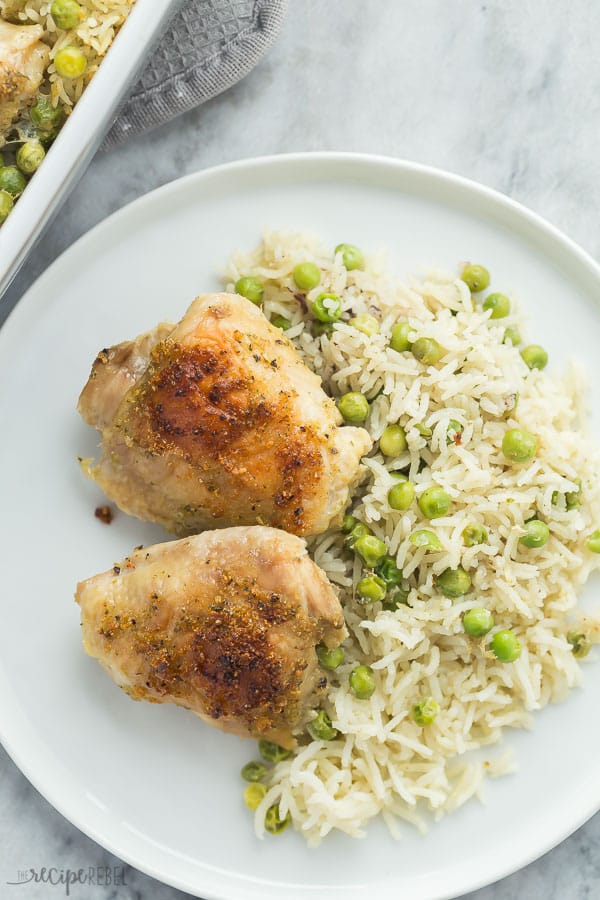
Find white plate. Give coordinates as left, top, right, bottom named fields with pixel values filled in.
left=1, top=154, right=600, bottom=900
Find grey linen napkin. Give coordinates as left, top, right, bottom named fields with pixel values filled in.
left=103, top=0, right=287, bottom=148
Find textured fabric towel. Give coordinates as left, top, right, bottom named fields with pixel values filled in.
left=104, top=0, right=287, bottom=148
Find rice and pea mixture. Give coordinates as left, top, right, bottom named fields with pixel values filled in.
left=2, top=0, right=135, bottom=106
left=225, top=231, right=600, bottom=844
left=0, top=0, right=134, bottom=221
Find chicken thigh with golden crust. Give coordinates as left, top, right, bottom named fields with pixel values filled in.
left=79, top=293, right=371, bottom=537
left=76, top=526, right=346, bottom=748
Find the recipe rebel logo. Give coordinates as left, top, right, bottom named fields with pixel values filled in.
left=6, top=866, right=128, bottom=895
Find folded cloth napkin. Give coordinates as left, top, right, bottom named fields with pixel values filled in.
left=103, top=0, right=287, bottom=148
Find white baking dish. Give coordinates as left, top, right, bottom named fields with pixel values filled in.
left=0, top=0, right=182, bottom=298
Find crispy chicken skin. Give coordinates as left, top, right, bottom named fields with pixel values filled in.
left=76, top=526, right=347, bottom=748
left=78, top=293, right=372, bottom=537
left=0, top=20, right=49, bottom=137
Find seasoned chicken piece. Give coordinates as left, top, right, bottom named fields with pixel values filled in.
left=76, top=526, right=347, bottom=748
left=80, top=322, right=174, bottom=431
left=79, top=293, right=371, bottom=536
left=0, top=20, right=49, bottom=137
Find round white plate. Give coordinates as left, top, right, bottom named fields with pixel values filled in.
left=2, top=154, right=600, bottom=900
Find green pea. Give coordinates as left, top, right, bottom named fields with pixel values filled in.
left=383, top=587, right=410, bottom=610
left=379, top=424, right=407, bottom=457
left=462, top=264, right=490, bottom=293
left=490, top=629, right=522, bottom=662
left=520, top=344, right=548, bottom=371
left=388, top=480, right=415, bottom=511
left=519, top=519, right=549, bottom=549
left=567, top=631, right=591, bottom=659
left=335, top=242, right=364, bottom=271
left=16, top=141, right=45, bottom=175
left=54, top=45, right=87, bottom=79
left=418, top=485, right=451, bottom=519
left=503, top=326, right=521, bottom=346
left=345, top=522, right=371, bottom=547
left=411, top=337, right=444, bottom=365
left=30, top=95, right=64, bottom=138
left=293, top=261, right=320, bottom=291
left=337, top=391, right=369, bottom=424
left=462, top=523, right=488, bottom=546
left=244, top=783, right=267, bottom=810
left=258, top=740, right=291, bottom=763
left=357, top=574, right=387, bottom=603
left=241, top=761, right=267, bottom=782
left=502, top=428, right=538, bottom=463
left=51, top=0, right=82, bottom=28
left=412, top=696, right=439, bottom=726
left=313, top=321, right=333, bottom=337
left=376, top=555, right=403, bottom=586
left=446, top=419, right=464, bottom=445
left=316, top=643, right=344, bottom=670
left=349, top=665, right=376, bottom=699
left=483, top=292, right=510, bottom=319
left=409, top=529, right=442, bottom=551
left=0, top=190, right=14, bottom=224
left=463, top=607, right=494, bottom=637
left=354, top=534, right=387, bottom=568
left=341, top=514, right=358, bottom=534
left=349, top=313, right=379, bottom=336
left=436, top=566, right=472, bottom=598
left=415, top=422, right=433, bottom=438
left=0, top=166, right=27, bottom=198
left=585, top=530, right=600, bottom=553
left=264, top=803, right=291, bottom=835
left=270, top=314, right=291, bottom=330
left=390, top=321, right=415, bottom=352
left=312, top=292, right=342, bottom=323
left=235, top=276, right=264, bottom=305
left=307, top=710, right=338, bottom=741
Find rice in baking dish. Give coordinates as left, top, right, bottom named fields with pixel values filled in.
left=1, top=0, right=135, bottom=107
left=0, top=0, right=135, bottom=225
left=225, top=231, right=600, bottom=844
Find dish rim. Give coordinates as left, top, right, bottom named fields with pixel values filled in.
left=1, top=151, right=600, bottom=900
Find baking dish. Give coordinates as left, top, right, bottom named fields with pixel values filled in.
left=0, top=0, right=182, bottom=299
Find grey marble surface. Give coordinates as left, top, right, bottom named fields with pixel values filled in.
left=2, top=1, right=600, bottom=897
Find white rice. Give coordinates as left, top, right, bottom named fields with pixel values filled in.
left=224, top=231, right=600, bottom=845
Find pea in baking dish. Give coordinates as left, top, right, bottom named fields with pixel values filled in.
left=0, top=0, right=181, bottom=299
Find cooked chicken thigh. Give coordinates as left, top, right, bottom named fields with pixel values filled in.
left=0, top=20, right=49, bottom=137
left=76, top=526, right=346, bottom=747
left=79, top=293, right=371, bottom=537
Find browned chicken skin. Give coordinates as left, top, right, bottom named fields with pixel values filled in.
left=79, top=293, right=371, bottom=537
left=0, top=20, right=49, bottom=138
left=76, top=526, right=347, bottom=748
